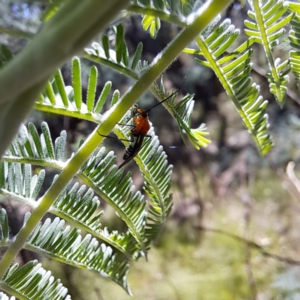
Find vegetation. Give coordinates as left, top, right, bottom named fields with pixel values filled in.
left=0, top=0, right=300, bottom=299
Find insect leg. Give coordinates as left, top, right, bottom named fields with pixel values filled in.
left=96, top=131, right=130, bottom=142
left=141, top=134, right=152, bottom=150
left=117, top=123, right=135, bottom=127
left=117, top=106, right=137, bottom=127
left=118, top=155, right=134, bottom=170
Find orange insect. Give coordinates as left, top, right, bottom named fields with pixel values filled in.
left=118, top=86, right=181, bottom=169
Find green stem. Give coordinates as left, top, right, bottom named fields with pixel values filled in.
left=0, top=0, right=233, bottom=278
left=82, top=52, right=139, bottom=80
left=1, top=156, right=133, bottom=257
left=0, top=78, right=49, bottom=159
left=127, top=5, right=186, bottom=27
left=0, top=1, right=124, bottom=103
left=0, top=0, right=130, bottom=158
left=0, top=0, right=130, bottom=278
left=0, top=26, right=34, bottom=39
left=112, top=0, right=234, bottom=124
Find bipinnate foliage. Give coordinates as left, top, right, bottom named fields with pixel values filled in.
left=290, top=12, right=300, bottom=90
left=0, top=0, right=299, bottom=299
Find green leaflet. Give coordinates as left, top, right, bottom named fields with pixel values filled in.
left=1, top=260, right=71, bottom=300
left=195, top=19, right=273, bottom=155
left=289, top=13, right=300, bottom=90
left=245, top=0, right=294, bottom=105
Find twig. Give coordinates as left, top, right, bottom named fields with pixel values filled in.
left=164, top=277, right=182, bottom=300
left=194, top=226, right=300, bottom=266
left=286, top=161, right=300, bottom=195
left=191, top=168, right=203, bottom=227
left=242, top=192, right=257, bottom=299
left=0, top=26, right=34, bottom=39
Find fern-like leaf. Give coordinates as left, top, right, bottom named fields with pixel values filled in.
left=2, top=125, right=144, bottom=259
left=84, top=35, right=210, bottom=150
left=194, top=18, right=273, bottom=155
left=289, top=13, right=300, bottom=90
left=32, top=57, right=209, bottom=247
left=0, top=292, right=14, bottom=300
left=25, top=216, right=131, bottom=294
left=0, top=161, right=45, bottom=207
left=245, top=0, right=294, bottom=105
left=84, top=24, right=143, bottom=76
left=142, top=129, right=173, bottom=244
left=3, top=121, right=148, bottom=257
left=36, top=58, right=120, bottom=121
left=142, top=15, right=161, bottom=39
left=79, top=149, right=147, bottom=252
left=53, top=175, right=140, bottom=258
left=0, top=206, right=131, bottom=293
left=4, top=122, right=65, bottom=167
left=0, top=260, right=70, bottom=300
left=113, top=117, right=173, bottom=245
left=130, top=0, right=194, bottom=38
left=154, top=82, right=211, bottom=149
left=32, top=56, right=208, bottom=249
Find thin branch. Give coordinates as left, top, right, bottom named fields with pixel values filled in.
left=286, top=161, right=300, bottom=195
left=0, top=26, right=34, bottom=39
left=242, top=192, right=257, bottom=299
left=0, top=0, right=132, bottom=278
left=194, top=225, right=300, bottom=266
left=163, top=277, right=182, bottom=300
left=127, top=5, right=186, bottom=27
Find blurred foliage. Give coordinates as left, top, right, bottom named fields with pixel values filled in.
left=43, top=166, right=300, bottom=299
left=1, top=0, right=300, bottom=299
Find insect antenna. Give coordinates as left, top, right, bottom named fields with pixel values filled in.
left=144, top=81, right=185, bottom=113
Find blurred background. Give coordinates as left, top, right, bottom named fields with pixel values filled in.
left=1, top=1, right=300, bottom=299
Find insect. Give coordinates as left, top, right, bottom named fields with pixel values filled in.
left=118, top=86, right=182, bottom=169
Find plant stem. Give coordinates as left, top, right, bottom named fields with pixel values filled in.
left=0, top=0, right=130, bottom=158
left=0, top=0, right=130, bottom=277
left=0, top=26, right=34, bottom=39
left=0, top=0, right=233, bottom=278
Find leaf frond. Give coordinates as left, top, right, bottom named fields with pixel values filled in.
left=1, top=124, right=144, bottom=258
left=25, top=216, right=131, bottom=294
left=36, top=58, right=122, bottom=121
left=85, top=46, right=209, bottom=150
left=289, top=13, right=300, bottom=90
left=79, top=148, right=147, bottom=255
left=4, top=122, right=66, bottom=168
left=194, top=19, right=273, bottom=155
left=114, top=119, right=173, bottom=245
left=84, top=23, right=144, bottom=76
left=154, top=82, right=211, bottom=149
left=0, top=291, right=15, bottom=300
left=53, top=175, right=140, bottom=258
left=4, top=120, right=148, bottom=257
left=1, top=260, right=71, bottom=300
left=32, top=55, right=209, bottom=248
left=35, top=55, right=210, bottom=159
left=245, top=0, right=294, bottom=105
left=129, top=0, right=198, bottom=37
left=0, top=160, right=44, bottom=208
